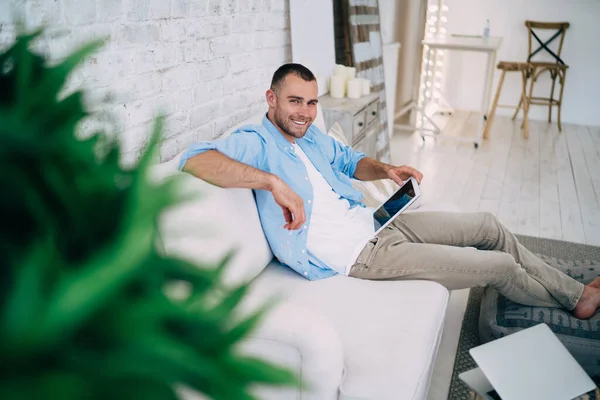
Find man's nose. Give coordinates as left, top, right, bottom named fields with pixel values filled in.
left=299, top=104, right=311, bottom=117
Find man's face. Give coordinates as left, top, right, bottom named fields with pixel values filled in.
left=266, top=74, right=319, bottom=141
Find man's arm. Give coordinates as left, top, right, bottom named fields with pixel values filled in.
left=353, top=157, right=393, bottom=181
left=178, top=128, right=276, bottom=190
left=182, top=151, right=306, bottom=231
left=317, top=129, right=422, bottom=184
left=353, top=157, right=423, bottom=185
left=183, top=150, right=276, bottom=190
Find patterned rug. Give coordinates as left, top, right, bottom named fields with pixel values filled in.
left=448, top=235, right=600, bottom=400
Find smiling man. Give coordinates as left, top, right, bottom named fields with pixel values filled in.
left=179, top=63, right=600, bottom=320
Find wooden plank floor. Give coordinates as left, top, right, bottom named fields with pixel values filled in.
left=390, top=112, right=600, bottom=246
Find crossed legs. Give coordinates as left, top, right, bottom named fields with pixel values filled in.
left=349, top=211, right=600, bottom=319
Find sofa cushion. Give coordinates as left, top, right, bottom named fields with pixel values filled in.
left=150, top=161, right=273, bottom=289
left=249, top=264, right=449, bottom=400
left=237, top=293, right=345, bottom=400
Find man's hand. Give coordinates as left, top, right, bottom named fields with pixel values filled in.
left=386, top=165, right=423, bottom=186
left=268, top=177, right=306, bottom=230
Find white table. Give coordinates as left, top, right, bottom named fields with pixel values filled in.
left=419, top=35, right=503, bottom=148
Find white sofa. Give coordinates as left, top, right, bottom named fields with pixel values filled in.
left=152, top=109, right=458, bottom=400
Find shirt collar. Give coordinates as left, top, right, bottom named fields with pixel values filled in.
left=261, top=113, right=316, bottom=148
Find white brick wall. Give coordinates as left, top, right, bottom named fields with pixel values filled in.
left=0, top=0, right=291, bottom=163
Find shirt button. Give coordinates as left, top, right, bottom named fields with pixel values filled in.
left=301, top=249, right=306, bottom=253
left=304, top=272, right=308, bottom=276
left=308, top=200, right=312, bottom=204
left=305, top=176, right=309, bottom=180
left=303, top=225, right=307, bottom=229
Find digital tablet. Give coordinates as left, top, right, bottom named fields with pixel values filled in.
left=373, top=176, right=421, bottom=235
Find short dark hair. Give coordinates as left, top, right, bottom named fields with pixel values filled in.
left=270, top=63, right=316, bottom=93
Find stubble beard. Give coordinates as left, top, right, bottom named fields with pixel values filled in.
left=273, top=109, right=311, bottom=140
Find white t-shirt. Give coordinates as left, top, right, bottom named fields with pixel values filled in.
left=292, top=143, right=375, bottom=275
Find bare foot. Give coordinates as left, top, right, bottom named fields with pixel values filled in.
left=588, top=277, right=600, bottom=289
left=573, top=285, right=600, bottom=319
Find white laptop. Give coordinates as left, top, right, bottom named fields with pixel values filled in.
left=459, top=323, right=596, bottom=400
left=372, top=176, right=421, bottom=235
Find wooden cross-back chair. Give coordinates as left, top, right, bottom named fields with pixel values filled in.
left=484, top=20, right=570, bottom=140
left=520, top=21, right=570, bottom=131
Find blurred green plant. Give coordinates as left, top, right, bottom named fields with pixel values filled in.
left=0, top=28, right=295, bottom=399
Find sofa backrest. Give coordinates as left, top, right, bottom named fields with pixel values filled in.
left=154, top=168, right=273, bottom=289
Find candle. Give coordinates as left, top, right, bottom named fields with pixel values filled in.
left=362, top=79, right=371, bottom=95
left=347, top=78, right=362, bottom=99
left=346, top=66, right=356, bottom=80
left=333, top=64, right=347, bottom=76
left=330, top=74, right=346, bottom=98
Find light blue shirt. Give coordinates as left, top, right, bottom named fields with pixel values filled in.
left=178, top=114, right=367, bottom=280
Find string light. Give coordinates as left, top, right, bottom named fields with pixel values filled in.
left=418, top=0, right=448, bottom=109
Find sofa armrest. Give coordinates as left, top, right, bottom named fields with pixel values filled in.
left=238, top=295, right=345, bottom=400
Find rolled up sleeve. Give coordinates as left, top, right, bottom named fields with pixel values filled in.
left=178, top=127, right=266, bottom=171
left=319, top=133, right=366, bottom=179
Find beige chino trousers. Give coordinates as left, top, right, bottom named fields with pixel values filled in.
left=349, top=211, right=583, bottom=310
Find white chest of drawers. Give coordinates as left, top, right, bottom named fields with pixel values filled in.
left=318, top=93, right=390, bottom=162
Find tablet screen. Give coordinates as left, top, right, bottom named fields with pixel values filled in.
left=373, top=179, right=416, bottom=227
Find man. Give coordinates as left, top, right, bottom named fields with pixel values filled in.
left=180, top=63, right=600, bottom=320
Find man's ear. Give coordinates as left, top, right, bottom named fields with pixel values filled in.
left=266, top=89, right=277, bottom=107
